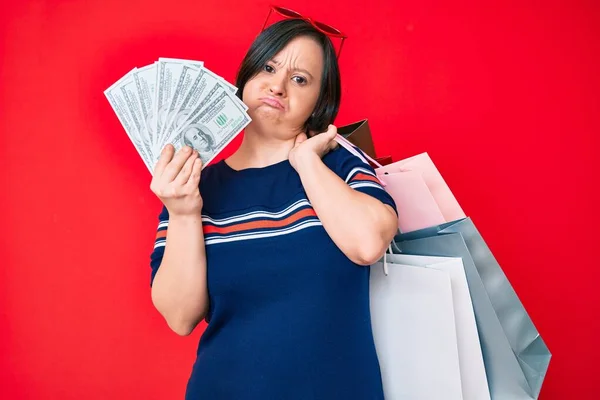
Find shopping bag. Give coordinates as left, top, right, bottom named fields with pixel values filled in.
left=335, top=134, right=454, bottom=232
left=383, top=254, right=491, bottom=400
left=377, top=152, right=467, bottom=223
left=381, top=170, right=447, bottom=232
left=374, top=155, right=393, bottom=166
left=392, top=217, right=552, bottom=399
left=370, top=260, right=463, bottom=399
left=337, top=120, right=394, bottom=165
left=337, top=119, right=378, bottom=159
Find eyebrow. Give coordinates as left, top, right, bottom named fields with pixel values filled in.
left=271, top=58, right=314, bottom=80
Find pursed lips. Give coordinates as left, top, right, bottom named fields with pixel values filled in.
left=259, top=96, right=285, bottom=110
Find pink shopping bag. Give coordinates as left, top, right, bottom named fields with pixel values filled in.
left=335, top=134, right=466, bottom=232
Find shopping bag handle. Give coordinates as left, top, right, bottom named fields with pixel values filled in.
left=391, top=240, right=402, bottom=254
left=381, top=242, right=404, bottom=276
left=335, top=134, right=415, bottom=174
left=383, top=244, right=391, bottom=275
left=334, top=134, right=389, bottom=187
left=335, top=134, right=383, bottom=168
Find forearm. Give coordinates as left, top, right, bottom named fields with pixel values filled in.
left=296, top=153, right=398, bottom=265
left=151, top=214, right=208, bottom=335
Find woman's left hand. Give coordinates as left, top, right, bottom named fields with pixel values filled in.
left=289, top=124, right=339, bottom=171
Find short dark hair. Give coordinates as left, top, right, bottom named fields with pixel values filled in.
left=235, top=19, right=341, bottom=135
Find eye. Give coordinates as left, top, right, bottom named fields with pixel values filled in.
left=292, top=76, right=307, bottom=85
left=263, top=64, right=275, bottom=73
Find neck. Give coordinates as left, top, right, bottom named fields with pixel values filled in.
left=228, top=123, right=301, bottom=169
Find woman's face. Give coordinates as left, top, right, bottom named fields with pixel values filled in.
left=242, top=36, right=324, bottom=138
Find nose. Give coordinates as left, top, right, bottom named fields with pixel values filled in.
left=268, top=73, right=286, bottom=97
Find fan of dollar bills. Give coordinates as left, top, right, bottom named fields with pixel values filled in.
left=104, top=58, right=252, bottom=175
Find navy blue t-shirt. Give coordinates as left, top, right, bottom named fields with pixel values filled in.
left=150, top=145, right=397, bottom=400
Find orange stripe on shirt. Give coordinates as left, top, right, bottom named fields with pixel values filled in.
left=350, top=172, right=381, bottom=184
left=155, top=230, right=167, bottom=240
left=203, top=208, right=317, bottom=235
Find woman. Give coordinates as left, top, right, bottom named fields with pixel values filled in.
left=149, top=19, right=399, bottom=399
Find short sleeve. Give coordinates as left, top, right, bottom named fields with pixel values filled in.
left=324, top=146, right=398, bottom=216
left=149, top=205, right=170, bottom=287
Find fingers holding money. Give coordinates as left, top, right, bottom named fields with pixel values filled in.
left=150, top=144, right=204, bottom=216
left=162, top=145, right=195, bottom=182
left=174, top=149, right=199, bottom=186
left=153, top=144, right=175, bottom=177
left=185, top=158, right=203, bottom=189
left=150, top=144, right=196, bottom=192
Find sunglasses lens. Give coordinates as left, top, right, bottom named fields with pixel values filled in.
left=313, top=21, right=342, bottom=35
left=274, top=6, right=302, bottom=18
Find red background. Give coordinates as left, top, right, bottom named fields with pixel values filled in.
left=1, top=0, right=599, bottom=398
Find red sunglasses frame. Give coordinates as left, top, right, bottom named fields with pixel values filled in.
left=261, top=5, right=347, bottom=59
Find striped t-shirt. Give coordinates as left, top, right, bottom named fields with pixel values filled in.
left=150, top=145, right=397, bottom=400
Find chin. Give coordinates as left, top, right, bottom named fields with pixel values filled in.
left=251, top=106, right=284, bottom=125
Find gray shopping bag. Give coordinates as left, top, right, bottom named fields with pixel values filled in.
left=393, top=217, right=551, bottom=400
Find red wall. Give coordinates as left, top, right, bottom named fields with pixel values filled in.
left=1, top=0, right=598, bottom=398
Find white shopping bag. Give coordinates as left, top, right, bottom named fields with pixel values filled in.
left=385, top=254, right=491, bottom=400
left=370, top=260, right=463, bottom=400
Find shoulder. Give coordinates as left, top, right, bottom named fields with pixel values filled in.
left=201, top=160, right=222, bottom=179
left=322, top=145, right=353, bottom=169
left=322, top=144, right=354, bottom=163
left=198, top=160, right=226, bottom=189
left=322, top=145, right=373, bottom=180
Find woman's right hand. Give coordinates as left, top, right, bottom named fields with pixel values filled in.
left=150, top=144, right=203, bottom=217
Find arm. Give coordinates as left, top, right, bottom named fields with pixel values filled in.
left=149, top=145, right=209, bottom=336
left=295, top=151, right=398, bottom=266
left=151, top=213, right=209, bottom=336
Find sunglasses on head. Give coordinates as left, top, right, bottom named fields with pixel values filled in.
left=261, top=5, right=347, bottom=59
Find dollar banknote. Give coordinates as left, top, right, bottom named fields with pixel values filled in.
left=173, top=84, right=251, bottom=166
left=158, top=64, right=203, bottom=154
left=105, top=58, right=251, bottom=175
left=157, top=59, right=206, bottom=138
left=158, top=68, right=234, bottom=155
left=118, top=70, right=154, bottom=162
left=154, top=58, right=204, bottom=150
left=104, top=70, right=158, bottom=172
left=132, top=63, right=157, bottom=146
